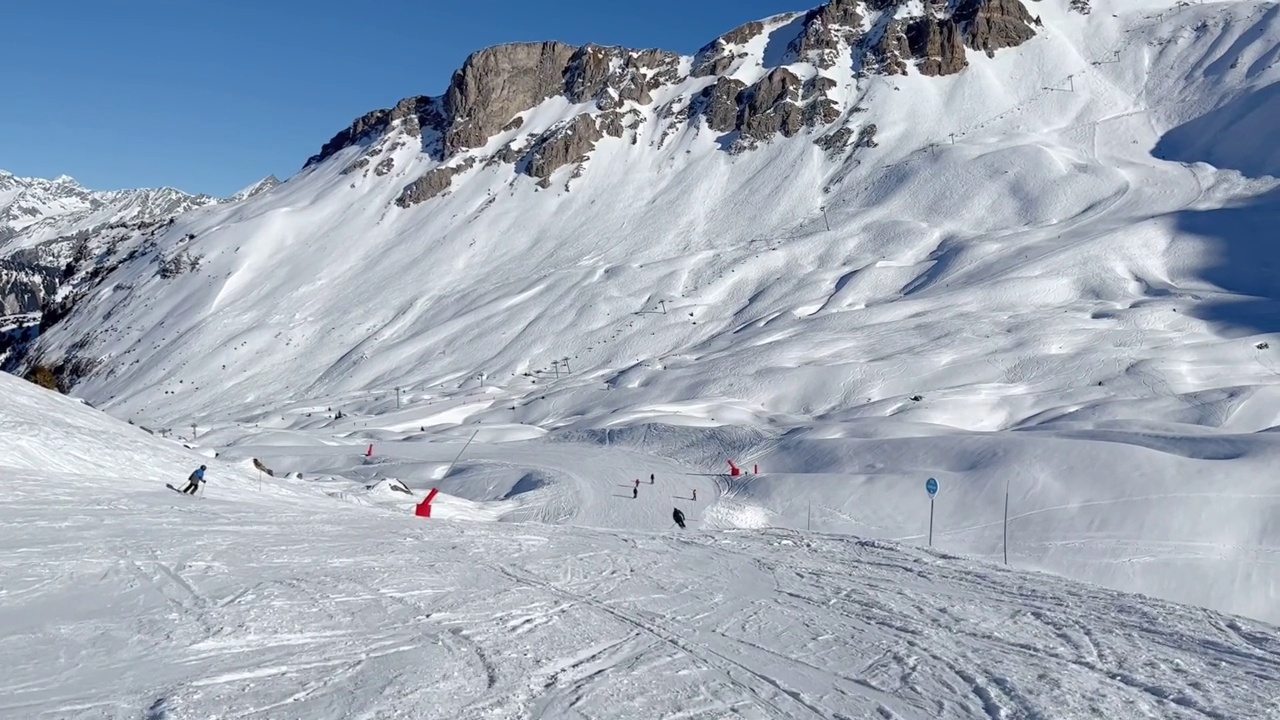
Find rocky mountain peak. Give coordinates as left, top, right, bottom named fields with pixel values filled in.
left=443, top=42, right=579, bottom=156
left=305, top=0, right=1039, bottom=205
left=0, top=170, right=223, bottom=325
left=230, top=175, right=281, bottom=203
left=0, top=170, right=219, bottom=258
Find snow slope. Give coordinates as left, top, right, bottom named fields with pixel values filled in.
left=5, top=371, right=1280, bottom=719
left=30, top=1, right=1280, bottom=428
left=17, top=0, right=1280, bottom=626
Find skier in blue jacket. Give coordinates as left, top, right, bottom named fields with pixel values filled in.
left=181, top=465, right=206, bottom=495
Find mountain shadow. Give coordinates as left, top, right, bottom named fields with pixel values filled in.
left=1176, top=186, right=1280, bottom=336
left=1154, top=72, right=1280, bottom=336
left=1153, top=83, right=1280, bottom=181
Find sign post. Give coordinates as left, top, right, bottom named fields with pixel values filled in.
left=925, top=477, right=939, bottom=547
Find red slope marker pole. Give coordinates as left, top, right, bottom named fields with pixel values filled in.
left=416, top=488, right=440, bottom=518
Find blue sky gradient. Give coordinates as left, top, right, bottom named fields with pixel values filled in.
left=1, top=0, right=805, bottom=197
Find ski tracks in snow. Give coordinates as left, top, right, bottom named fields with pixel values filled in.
left=4, top=478, right=1280, bottom=719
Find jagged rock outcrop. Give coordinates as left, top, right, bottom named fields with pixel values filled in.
left=907, top=15, right=969, bottom=76
left=789, top=1, right=864, bottom=69
left=564, top=46, right=681, bottom=109
left=692, top=21, right=766, bottom=77
left=525, top=114, right=605, bottom=184
left=958, top=0, right=1037, bottom=55
left=596, top=111, right=624, bottom=139
left=694, top=78, right=749, bottom=133
left=443, top=43, right=679, bottom=156
left=804, top=76, right=842, bottom=126
left=311, top=42, right=683, bottom=172
left=740, top=69, right=806, bottom=142
left=395, top=160, right=475, bottom=207
left=873, top=20, right=912, bottom=75
left=305, top=96, right=441, bottom=168
left=444, top=42, right=579, bottom=155
left=305, top=0, right=1039, bottom=202
left=399, top=108, right=632, bottom=206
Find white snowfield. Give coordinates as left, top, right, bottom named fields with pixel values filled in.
left=9, top=0, right=1280, bottom=716
left=5, top=372, right=1280, bottom=720
left=24, top=0, right=1280, bottom=628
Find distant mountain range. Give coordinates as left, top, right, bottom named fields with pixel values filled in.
left=0, top=171, right=279, bottom=318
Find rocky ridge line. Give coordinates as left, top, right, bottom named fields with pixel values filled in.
left=305, top=0, right=1040, bottom=205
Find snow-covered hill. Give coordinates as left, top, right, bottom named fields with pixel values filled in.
left=27, top=0, right=1280, bottom=423
left=0, top=171, right=215, bottom=251
left=0, top=171, right=284, bottom=321
left=14, top=0, right=1280, bottom=624
left=4, top=369, right=1280, bottom=719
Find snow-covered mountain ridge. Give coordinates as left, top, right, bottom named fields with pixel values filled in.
left=28, top=0, right=1279, bottom=424
left=0, top=170, right=215, bottom=250
left=13, top=0, right=1280, bottom=625
left=308, top=0, right=1044, bottom=202
left=0, top=171, right=278, bottom=332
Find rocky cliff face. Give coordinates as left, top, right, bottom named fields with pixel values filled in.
left=306, top=0, right=1038, bottom=205
left=0, top=259, right=54, bottom=316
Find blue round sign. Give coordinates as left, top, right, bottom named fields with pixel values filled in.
left=926, top=477, right=939, bottom=497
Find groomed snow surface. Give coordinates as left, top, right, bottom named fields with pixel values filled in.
left=9, top=0, right=1280, bottom=717
left=5, top=372, right=1280, bottom=720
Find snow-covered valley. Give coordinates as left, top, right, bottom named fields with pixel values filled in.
left=5, top=0, right=1280, bottom=716
left=5, top=372, right=1280, bottom=719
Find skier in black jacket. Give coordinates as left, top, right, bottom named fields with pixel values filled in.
left=673, top=507, right=686, bottom=529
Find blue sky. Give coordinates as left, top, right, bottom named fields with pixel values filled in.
left=0, top=0, right=806, bottom=197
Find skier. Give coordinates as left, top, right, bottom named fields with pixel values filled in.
left=632, top=486, right=638, bottom=500
left=650, top=473, right=655, bottom=484
left=634, top=478, right=640, bottom=489
left=673, top=507, right=686, bottom=529
left=692, top=488, right=697, bottom=502
left=181, top=465, right=206, bottom=495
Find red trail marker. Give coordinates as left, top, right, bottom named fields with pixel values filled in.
left=416, top=488, right=440, bottom=518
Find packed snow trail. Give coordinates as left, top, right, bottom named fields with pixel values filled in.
left=5, top=372, right=1280, bottom=718
left=216, top=437, right=729, bottom=530
left=3, top=473, right=1279, bottom=719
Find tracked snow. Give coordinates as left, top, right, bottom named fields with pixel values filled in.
left=5, top=0, right=1280, bottom=693
left=4, top=371, right=1280, bottom=719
